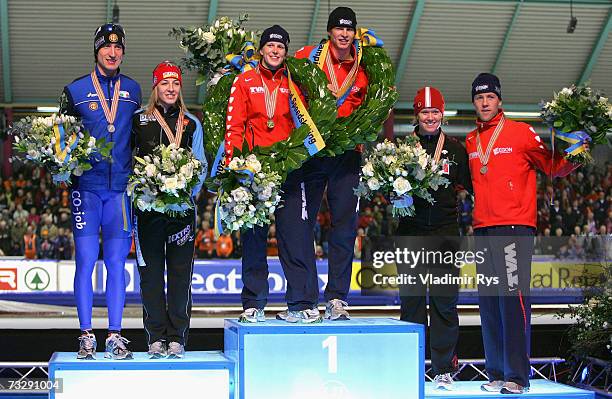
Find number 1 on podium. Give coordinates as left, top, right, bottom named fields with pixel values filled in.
left=322, top=336, right=338, bottom=374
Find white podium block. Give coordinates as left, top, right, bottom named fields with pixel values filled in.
left=48, top=351, right=234, bottom=399
left=224, top=318, right=424, bottom=399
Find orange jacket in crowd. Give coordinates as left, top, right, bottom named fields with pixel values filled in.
left=216, top=234, right=234, bottom=258
left=24, top=233, right=37, bottom=259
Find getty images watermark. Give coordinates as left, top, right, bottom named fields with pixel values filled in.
left=370, top=246, right=498, bottom=287
left=357, top=235, right=609, bottom=297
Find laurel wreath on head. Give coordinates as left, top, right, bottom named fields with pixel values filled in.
left=203, top=46, right=397, bottom=184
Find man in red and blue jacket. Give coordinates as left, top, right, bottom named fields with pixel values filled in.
left=466, top=73, right=580, bottom=394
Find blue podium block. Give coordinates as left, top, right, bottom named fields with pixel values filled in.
left=425, top=380, right=594, bottom=399
left=48, top=351, right=234, bottom=399
left=224, top=318, right=424, bottom=399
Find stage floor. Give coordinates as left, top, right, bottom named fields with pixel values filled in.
left=425, top=380, right=594, bottom=398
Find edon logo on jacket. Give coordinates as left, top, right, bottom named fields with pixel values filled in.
left=493, top=147, right=512, bottom=155
left=89, top=102, right=98, bottom=111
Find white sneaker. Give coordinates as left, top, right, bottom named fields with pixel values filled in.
left=285, top=308, right=323, bottom=324
left=433, top=373, right=454, bottom=390
left=481, top=380, right=504, bottom=392
left=500, top=381, right=525, bottom=394
left=325, top=299, right=350, bottom=320
left=239, top=308, right=265, bottom=323
left=167, top=342, right=185, bottom=359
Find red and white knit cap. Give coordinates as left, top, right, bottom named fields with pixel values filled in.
left=413, top=86, right=445, bottom=115
left=152, top=61, right=182, bottom=88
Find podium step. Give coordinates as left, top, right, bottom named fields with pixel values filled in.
left=425, top=380, right=594, bottom=398
left=225, top=317, right=424, bottom=399
left=48, top=350, right=234, bottom=399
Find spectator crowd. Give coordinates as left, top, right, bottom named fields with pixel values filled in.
left=1, top=161, right=611, bottom=262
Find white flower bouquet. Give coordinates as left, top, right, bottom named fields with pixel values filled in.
left=128, top=143, right=204, bottom=216
left=170, top=14, right=258, bottom=86
left=10, top=113, right=112, bottom=184
left=354, top=136, right=450, bottom=217
left=213, top=154, right=282, bottom=232
left=541, top=84, right=611, bottom=164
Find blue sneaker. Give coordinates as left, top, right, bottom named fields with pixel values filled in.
left=285, top=308, right=323, bottom=324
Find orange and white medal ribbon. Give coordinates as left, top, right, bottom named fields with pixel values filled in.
left=476, top=116, right=505, bottom=174
left=152, top=108, right=185, bottom=146
left=257, top=66, right=283, bottom=129
left=90, top=71, right=120, bottom=133
left=413, top=131, right=446, bottom=164
left=433, top=132, right=446, bottom=165
left=325, top=50, right=359, bottom=99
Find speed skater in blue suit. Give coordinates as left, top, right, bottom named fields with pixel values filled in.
left=59, top=23, right=141, bottom=360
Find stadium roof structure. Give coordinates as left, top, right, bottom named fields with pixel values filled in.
left=0, top=0, right=609, bottom=112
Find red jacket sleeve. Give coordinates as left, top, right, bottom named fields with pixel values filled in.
left=224, top=75, right=248, bottom=164
left=523, top=124, right=579, bottom=178
left=337, top=67, right=368, bottom=118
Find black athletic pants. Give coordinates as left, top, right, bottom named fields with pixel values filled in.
left=136, top=209, right=195, bottom=346
left=396, top=223, right=460, bottom=375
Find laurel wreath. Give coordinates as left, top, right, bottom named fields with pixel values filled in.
left=203, top=45, right=397, bottom=188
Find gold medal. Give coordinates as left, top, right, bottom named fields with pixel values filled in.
left=257, top=66, right=282, bottom=131
left=108, top=124, right=115, bottom=133
left=480, top=165, right=487, bottom=175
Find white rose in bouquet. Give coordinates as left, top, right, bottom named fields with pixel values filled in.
left=228, top=157, right=241, bottom=170
left=145, top=164, right=157, bottom=177
left=362, top=162, right=374, bottom=177
left=180, top=163, right=194, bottom=180
left=367, top=178, right=381, bottom=191
left=245, top=154, right=262, bottom=173
left=234, top=204, right=246, bottom=216
left=393, top=177, right=412, bottom=196
left=231, top=186, right=250, bottom=202
left=258, top=186, right=273, bottom=201
left=163, top=177, right=178, bottom=192
left=202, top=31, right=215, bottom=44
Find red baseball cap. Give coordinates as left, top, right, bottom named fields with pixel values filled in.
left=152, top=61, right=182, bottom=88
left=413, top=86, right=445, bottom=115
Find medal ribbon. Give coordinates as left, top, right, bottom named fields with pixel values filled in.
left=309, top=28, right=383, bottom=106
left=152, top=108, right=185, bottom=146
left=90, top=71, right=120, bottom=129
left=412, top=131, right=446, bottom=164
left=257, top=66, right=282, bottom=126
left=287, top=69, right=326, bottom=155
left=476, top=115, right=505, bottom=168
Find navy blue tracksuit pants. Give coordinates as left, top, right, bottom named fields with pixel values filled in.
left=475, top=225, right=534, bottom=387
left=302, top=150, right=361, bottom=303
left=241, top=168, right=314, bottom=310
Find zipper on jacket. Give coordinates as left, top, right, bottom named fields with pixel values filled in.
left=107, top=78, right=112, bottom=190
